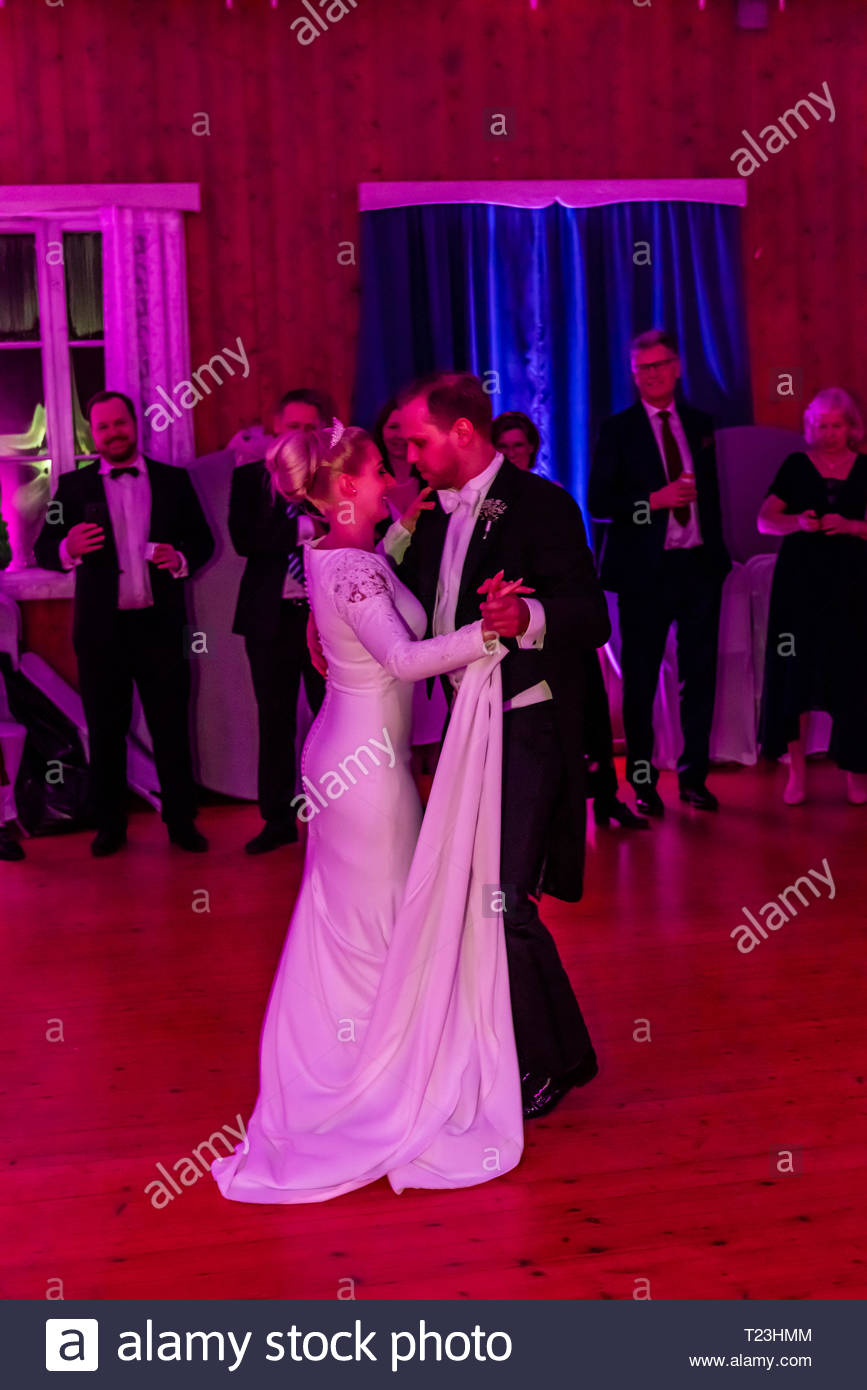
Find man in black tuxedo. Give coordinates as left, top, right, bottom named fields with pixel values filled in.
left=394, top=373, right=611, bottom=1119
left=588, top=330, right=731, bottom=816
left=35, top=391, right=214, bottom=856
left=228, top=388, right=332, bottom=854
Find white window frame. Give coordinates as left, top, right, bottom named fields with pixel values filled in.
left=0, top=214, right=103, bottom=479
left=0, top=184, right=199, bottom=485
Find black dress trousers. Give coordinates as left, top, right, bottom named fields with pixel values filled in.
left=77, top=608, right=196, bottom=832
left=618, top=546, right=722, bottom=789
left=498, top=701, right=595, bottom=1078
left=244, top=599, right=326, bottom=826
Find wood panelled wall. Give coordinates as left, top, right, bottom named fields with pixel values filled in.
left=1, top=0, right=864, bottom=455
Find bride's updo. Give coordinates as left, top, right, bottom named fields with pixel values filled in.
left=265, top=424, right=375, bottom=510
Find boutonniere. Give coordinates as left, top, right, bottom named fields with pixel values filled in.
left=478, top=497, right=507, bottom=538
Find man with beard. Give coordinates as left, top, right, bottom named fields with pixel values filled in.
left=395, top=373, right=610, bottom=1118
left=35, top=391, right=214, bottom=856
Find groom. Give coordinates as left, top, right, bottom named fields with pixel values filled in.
left=394, top=373, right=611, bottom=1118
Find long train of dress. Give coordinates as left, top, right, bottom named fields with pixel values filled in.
left=211, top=546, right=523, bottom=1202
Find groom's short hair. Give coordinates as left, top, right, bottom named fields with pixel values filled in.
left=400, top=372, right=493, bottom=439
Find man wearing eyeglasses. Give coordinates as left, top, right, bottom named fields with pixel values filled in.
left=588, top=330, right=731, bottom=816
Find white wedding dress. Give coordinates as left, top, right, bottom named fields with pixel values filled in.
left=211, top=542, right=523, bottom=1203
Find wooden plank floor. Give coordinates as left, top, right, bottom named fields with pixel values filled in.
left=3, top=761, right=866, bottom=1301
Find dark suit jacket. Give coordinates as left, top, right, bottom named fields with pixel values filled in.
left=35, top=457, right=214, bottom=650
left=588, top=400, right=731, bottom=593
left=229, top=460, right=309, bottom=641
left=396, top=458, right=611, bottom=902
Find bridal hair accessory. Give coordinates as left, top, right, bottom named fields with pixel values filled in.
left=330, top=417, right=346, bottom=449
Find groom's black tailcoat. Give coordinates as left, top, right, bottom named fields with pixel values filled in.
left=396, top=459, right=610, bottom=1077
left=396, top=459, right=611, bottom=902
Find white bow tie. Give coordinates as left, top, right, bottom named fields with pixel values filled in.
left=439, top=489, right=480, bottom=517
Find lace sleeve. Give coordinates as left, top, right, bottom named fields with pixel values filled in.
left=328, top=550, right=497, bottom=682
left=331, top=552, right=394, bottom=619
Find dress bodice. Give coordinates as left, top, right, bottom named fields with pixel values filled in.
left=768, top=451, right=867, bottom=520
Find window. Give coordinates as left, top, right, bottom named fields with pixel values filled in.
left=0, top=226, right=106, bottom=465
left=0, top=184, right=199, bottom=576
left=0, top=220, right=106, bottom=570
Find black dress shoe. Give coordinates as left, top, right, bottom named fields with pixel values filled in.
left=593, top=796, right=650, bottom=829
left=91, top=828, right=127, bottom=858
left=0, top=827, right=25, bottom=861
left=679, top=782, right=719, bottom=811
left=167, top=822, right=209, bottom=852
left=521, top=1073, right=569, bottom=1120
left=633, top=787, right=664, bottom=817
left=245, top=820, right=299, bottom=855
left=521, top=1051, right=599, bottom=1120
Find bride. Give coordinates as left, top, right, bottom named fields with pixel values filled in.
left=211, top=423, right=525, bottom=1203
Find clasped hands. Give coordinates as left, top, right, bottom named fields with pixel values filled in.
left=305, top=569, right=535, bottom=679
left=478, top=571, right=534, bottom=641
left=797, top=510, right=854, bottom=535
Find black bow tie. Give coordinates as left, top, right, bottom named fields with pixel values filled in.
left=107, top=466, right=139, bottom=479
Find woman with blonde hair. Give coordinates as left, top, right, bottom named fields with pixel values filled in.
left=213, top=423, right=527, bottom=1203
left=758, top=387, right=867, bottom=804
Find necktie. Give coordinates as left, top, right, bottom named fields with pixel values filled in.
left=284, top=502, right=308, bottom=595
left=657, top=410, right=690, bottom=526
left=108, top=466, right=139, bottom=479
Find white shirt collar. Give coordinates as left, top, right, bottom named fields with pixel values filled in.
left=641, top=399, right=677, bottom=420
left=457, top=451, right=503, bottom=499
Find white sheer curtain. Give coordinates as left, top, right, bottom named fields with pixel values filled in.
left=100, top=206, right=193, bottom=464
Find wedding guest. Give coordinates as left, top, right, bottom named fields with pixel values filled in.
left=588, top=330, right=731, bottom=816
left=373, top=396, right=425, bottom=518
left=34, top=391, right=214, bottom=856
left=373, top=396, right=443, bottom=764
left=229, top=387, right=334, bottom=854
left=493, top=412, right=646, bottom=829
left=491, top=411, right=541, bottom=471
left=758, top=388, right=867, bottom=805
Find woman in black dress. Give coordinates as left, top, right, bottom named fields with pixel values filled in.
left=758, top=388, right=867, bottom=805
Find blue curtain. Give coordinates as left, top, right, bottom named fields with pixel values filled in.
left=353, top=201, right=753, bottom=515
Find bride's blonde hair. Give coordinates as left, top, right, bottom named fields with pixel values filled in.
left=265, top=426, right=375, bottom=509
